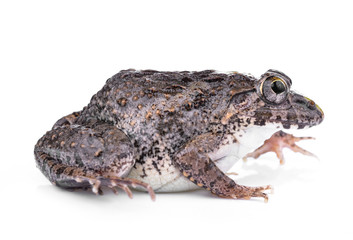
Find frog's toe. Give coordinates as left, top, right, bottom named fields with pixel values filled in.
left=100, top=177, right=156, bottom=201
left=71, top=176, right=104, bottom=195
left=231, top=185, right=273, bottom=203
left=73, top=175, right=156, bottom=200
left=225, top=172, right=238, bottom=176
left=243, top=130, right=316, bottom=165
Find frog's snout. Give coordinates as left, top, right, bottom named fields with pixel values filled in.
left=291, top=94, right=324, bottom=126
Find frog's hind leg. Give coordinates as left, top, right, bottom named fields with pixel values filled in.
left=34, top=122, right=155, bottom=200
left=174, top=133, right=272, bottom=202
left=243, top=130, right=316, bottom=165
left=36, top=152, right=155, bottom=200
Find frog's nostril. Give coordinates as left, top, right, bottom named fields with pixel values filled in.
left=303, top=97, right=316, bottom=111
left=307, top=100, right=316, bottom=110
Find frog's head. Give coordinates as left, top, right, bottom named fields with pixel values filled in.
left=227, top=69, right=324, bottom=130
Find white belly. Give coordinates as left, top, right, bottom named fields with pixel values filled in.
left=127, top=144, right=242, bottom=193
left=127, top=160, right=200, bottom=192
left=128, top=125, right=281, bottom=193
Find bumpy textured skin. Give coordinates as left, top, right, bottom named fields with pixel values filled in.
left=34, top=69, right=323, bottom=200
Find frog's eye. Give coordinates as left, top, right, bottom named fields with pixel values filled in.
left=260, top=77, right=288, bottom=104
left=271, top=80, right=286, bottom=94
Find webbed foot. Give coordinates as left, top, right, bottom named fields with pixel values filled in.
left=243, top=130, right=316, bottom=165
left=230, top=185, right=273, bottom=203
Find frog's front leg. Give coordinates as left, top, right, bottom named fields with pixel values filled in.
left=243, top=130, right=316, bottom=165
left=34, top=121, right=155, bottom=200
left=173, top=133, right=272, bottom=201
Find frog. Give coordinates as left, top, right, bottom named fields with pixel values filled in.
left=34, top=69, right=324, bottom=202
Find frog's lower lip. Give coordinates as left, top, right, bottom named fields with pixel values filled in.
left=279, top=121, right=315, bottom=129
left=271, top=116, right=323, bottom=129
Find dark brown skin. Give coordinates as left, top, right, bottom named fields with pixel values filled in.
left=34, top=69, right=324, bottom=201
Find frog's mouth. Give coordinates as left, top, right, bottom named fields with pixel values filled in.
left=285, top=92, right=323, bottom=129
left=252, top=91, right=324, bottom=130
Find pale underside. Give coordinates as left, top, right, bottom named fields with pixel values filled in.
left=128, top=124, right=284, bottom=192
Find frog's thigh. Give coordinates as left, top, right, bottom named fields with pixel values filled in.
left=35, top=123, right=140, bottom=193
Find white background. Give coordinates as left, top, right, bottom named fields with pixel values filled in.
left=1, top=0, right=352, bottom=239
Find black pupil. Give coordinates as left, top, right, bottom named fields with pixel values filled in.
left=271, top=81, right=286, bottom=94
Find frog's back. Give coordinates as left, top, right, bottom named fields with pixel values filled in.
left=109, top=69, right=254, bottom=89
left=85, top=69, right=256, bottom=126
